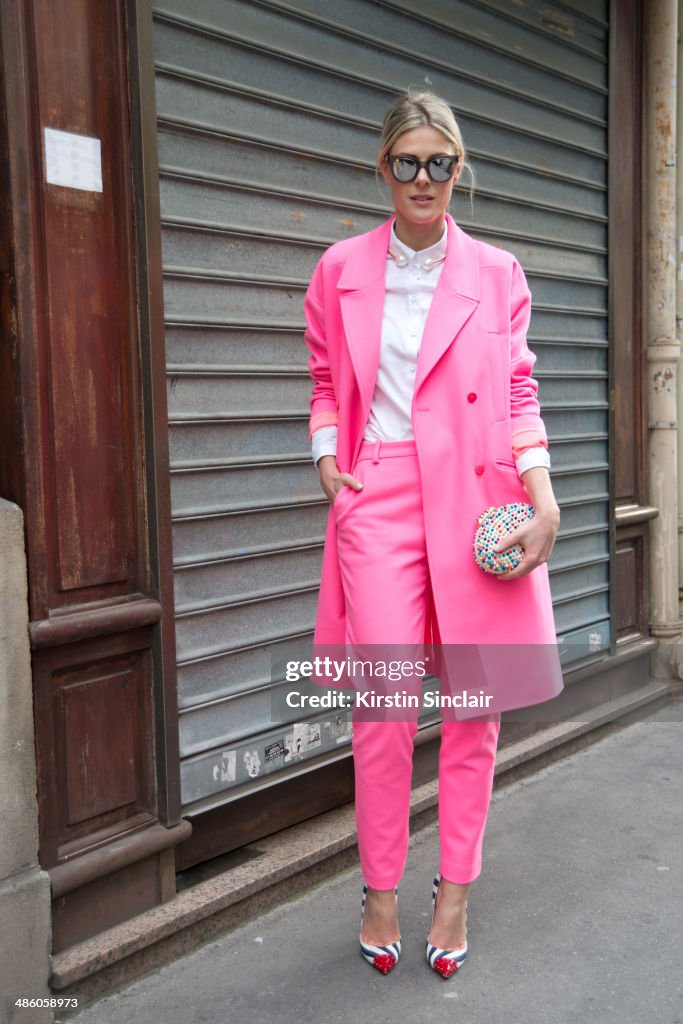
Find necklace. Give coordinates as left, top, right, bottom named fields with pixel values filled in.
left=387, top=248, right=447, bottom=271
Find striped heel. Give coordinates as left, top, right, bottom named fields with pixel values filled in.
left=359, top=883, right=401, bottom=974
left=426, top=872, right=468, bottom=979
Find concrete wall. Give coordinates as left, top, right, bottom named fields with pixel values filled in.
left=0, top=499, right=52, bottom=1023
left=646, top=0, right=683, bottom=679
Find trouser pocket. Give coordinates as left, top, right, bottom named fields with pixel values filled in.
left=332, top=461, right=366, bottom=525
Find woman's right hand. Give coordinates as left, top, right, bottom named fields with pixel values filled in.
left=317, top=455, right=363, bottom=504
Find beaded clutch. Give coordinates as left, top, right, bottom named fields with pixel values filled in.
left=473, top=502, right=535, bottom=575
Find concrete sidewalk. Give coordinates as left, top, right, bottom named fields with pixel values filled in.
left=67, top=704, right=682, bottom=1024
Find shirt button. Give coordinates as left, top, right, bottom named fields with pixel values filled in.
left=467, top=392, right=477, bottom=403
left=475, top=464, right=485, bottom=475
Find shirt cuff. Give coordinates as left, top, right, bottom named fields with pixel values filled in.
left=312, top=426, right=338, bottom=465
left=515, top=446, right=551, bottom=477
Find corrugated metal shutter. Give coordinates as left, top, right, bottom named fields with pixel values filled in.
left=151, top=0, right=610, bottom=812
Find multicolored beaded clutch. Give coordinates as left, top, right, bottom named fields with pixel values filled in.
left=473, top=502, right=535, bottom=575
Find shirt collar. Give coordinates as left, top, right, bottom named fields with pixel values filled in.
left=388, top=221, right=448, bottom=272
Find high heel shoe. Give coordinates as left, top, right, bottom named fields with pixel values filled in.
left=425, top=872, right=468, bottom=979
left=359, top=883, right=401, bottom=974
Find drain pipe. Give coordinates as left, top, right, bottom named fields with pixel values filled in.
left=646, top=0, right=682, bottom=676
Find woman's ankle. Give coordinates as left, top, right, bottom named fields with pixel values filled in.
left=438, top=878, right=471, bottom=903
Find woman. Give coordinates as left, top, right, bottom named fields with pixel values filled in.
left=303, top=91, right=562, bottom=978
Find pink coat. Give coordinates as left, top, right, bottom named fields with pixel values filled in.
left=304, top=213, right=563, bottom=708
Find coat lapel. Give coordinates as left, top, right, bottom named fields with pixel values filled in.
left=336, top=219, right=391, bottom=438
left=414, top=214, right=480, bottom=394
left=335, top=214, right=481, bottom=433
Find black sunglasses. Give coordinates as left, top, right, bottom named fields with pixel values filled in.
left=385, top=153, right=459, bottom=183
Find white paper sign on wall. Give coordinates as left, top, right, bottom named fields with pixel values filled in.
left=44, top=127, right=103, bottom=192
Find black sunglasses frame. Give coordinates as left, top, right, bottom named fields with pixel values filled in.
left=385, top=153, right=460, bottom=183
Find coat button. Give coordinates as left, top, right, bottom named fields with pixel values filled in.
left=475, top=464, right=484, bottom=475
left=467, top=392, right=477, bottom=403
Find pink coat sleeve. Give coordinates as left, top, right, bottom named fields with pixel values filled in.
left=509, top=258, right=548, bottom=453
left=304, top=260, right=339, bottom=438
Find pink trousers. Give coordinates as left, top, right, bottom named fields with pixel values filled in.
left=334, top=439, right=501, bottom=890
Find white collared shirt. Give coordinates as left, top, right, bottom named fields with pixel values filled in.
left=363, top=223, right=447, bottom=442
left=311, top=221, right=550, bottom=476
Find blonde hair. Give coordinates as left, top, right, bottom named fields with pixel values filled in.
left=377, top=90, right=475, bottom=202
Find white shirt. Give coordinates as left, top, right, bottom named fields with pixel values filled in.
left=364, top=224, right=447, bottom=442
left=312, top=222, right=550, bottom=477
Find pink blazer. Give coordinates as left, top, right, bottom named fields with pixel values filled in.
left=304, top=213, right=563, bottom=710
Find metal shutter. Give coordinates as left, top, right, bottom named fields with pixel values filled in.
left=151, top=0, right=609, bottom=811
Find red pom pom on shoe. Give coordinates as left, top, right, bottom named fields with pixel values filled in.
left=372, top=953, right=397, bottom=974
left=433, top=956, right=460, bottom=978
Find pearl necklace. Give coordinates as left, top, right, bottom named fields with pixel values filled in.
left=387, top=248, right=447, bottom=272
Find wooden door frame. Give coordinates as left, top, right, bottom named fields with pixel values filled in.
left=609, top=0, right=654, bottom=645
left=0, top=0, right=187, bottom=951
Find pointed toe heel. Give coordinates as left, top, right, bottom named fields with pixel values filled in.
left=425, top=872, right=468, bottom=979
left=359, top=883, right=401, bottom=974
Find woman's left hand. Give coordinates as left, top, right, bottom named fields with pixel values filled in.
left=494, top=464, right=560, bottom=580
left=494, top=504, right=560, bottom=581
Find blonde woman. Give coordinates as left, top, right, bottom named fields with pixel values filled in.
left=304, top=91, right=561, bottom=977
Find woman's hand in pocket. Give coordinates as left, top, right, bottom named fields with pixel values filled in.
left=317, top=455, right=363, bottom=504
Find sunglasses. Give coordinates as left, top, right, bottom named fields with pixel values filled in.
left=385, top=153, right=459, bottom=183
